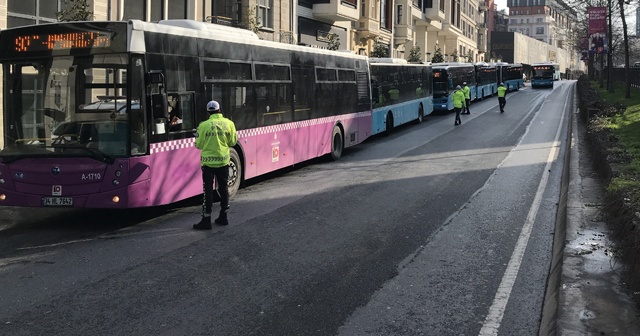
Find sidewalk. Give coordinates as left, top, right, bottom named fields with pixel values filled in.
left=549, top=105, right=640, bottom=334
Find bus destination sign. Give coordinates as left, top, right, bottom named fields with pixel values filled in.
left=14, top=31, right=112, bottom=52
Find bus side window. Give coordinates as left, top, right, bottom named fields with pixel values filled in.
left=178, top=93, right=195, bottom=131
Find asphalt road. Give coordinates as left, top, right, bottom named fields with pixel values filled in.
left=0, top=81, right=574, bottom=336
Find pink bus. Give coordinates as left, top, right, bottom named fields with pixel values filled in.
left=0, top=20, right=372, bottom=208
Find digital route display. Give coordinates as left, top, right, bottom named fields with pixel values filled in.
left=14, top=31, right=112, bottom=53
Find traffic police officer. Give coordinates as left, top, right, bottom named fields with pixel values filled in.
left=193, top=100, right=238, bottom=229
left=452, top=85, right=466, bottom=126
left=497, top=83, right=507, bottom=113
left=462, top=82, right=471, bottom=114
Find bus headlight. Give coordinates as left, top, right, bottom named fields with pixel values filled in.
left=112, top=196, right=120, bottom=203
left=0, top=194, right=5, bottom=201
left=0, top=178, right=4, bottom=184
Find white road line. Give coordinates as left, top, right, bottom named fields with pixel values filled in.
left=478, top=83, right=571, bottom=335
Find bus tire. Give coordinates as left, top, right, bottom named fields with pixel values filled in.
left=415, top=104, right=424, bottom=124
left=227, top=148, right=242, bottom=198
left=385, top=112, right=394, bottom=135
left=330, top=125, right=343, bottom=161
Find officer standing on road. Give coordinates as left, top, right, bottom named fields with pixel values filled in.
left=497, top=82, right=507, bottom=113
left=193, top=100, right=238, bottom=230
left=462, top=81, right=471, bottom=114
left=453, top=85, right=466, bottom=126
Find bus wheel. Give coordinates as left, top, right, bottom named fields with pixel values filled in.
left=415, top=105, right=424, bottom=124
left=385, top=113, right=394, bottom=135
left=226, top=148, right=242, bottom=198
left=330, top=125, right=343, bottom=161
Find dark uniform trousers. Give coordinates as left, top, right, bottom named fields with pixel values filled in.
left=202, top=165, right=230, bottom=216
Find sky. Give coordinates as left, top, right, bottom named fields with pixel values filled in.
left=495, top=0, right=507, bottom=11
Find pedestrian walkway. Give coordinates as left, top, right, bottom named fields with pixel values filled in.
left=551, top=106, right=640, bottom=335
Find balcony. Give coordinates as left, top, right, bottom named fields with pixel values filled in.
left=356, top=17, right=381, bottom=36
left=422, top=7, right=445, bottom=29
left=479, top=1, right=487, bottom=12
left=394, top=24, right=413, bottom=44
left=313, top=0, right=359, bottom=21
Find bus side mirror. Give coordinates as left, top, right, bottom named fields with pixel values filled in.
left=147, top=72, right=164, bottom=84
left=151, top=93, right=168, bottom=119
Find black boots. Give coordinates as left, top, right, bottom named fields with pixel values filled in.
left=193, top=217, right=212, bottom=230
left=194, top=206, right=229, bottom=230
left=215, top=211, right=229, bottom=226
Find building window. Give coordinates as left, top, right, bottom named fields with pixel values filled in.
left=7, top=0, right=60, bottom=27
left=361, top=0, right=366, bottom=16
left=381, top=0, right=392, bottom=30
left=537, top=18, right=542, bottom=23
left=168, top=0, right=187, bottom=19
left=124, top=0, right=145, bottom=20
left=536, top=27, right=544, bottom=34
left=425, top=0, right=433, bottom=9
left=123, top=0, right=187, bottom=21
left=396, top=4, right=403, bottom=25
left=151, top=0, right=163, bottom=21
left=257, top=0, right=273, bottom=28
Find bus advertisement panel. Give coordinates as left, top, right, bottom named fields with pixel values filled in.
left=370, top=59, right=433, bottom=135
left=0, top=20, right=372, bottom=208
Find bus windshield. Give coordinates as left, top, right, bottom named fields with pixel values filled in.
left=532, top=66, right=554, bottom=79
left=433, top=71, right=449, bottom=98
left=1, top=54, right=138, bottom=161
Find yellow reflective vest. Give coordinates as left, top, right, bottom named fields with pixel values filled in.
left=195, top=113, right=238, bottom=168
left=462, top=85, right=471, bottom=99
left=453, top=90, right=466, bottom=108
left=497, top=85, right=507, bottom=98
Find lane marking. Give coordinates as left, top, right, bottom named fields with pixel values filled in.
left=478, top=83, right=572, bottom=335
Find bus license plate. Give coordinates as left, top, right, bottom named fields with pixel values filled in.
left=41, top=197, right=73, bottom=206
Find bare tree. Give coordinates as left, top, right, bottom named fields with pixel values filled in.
left=56, top=0, right=93, bottom=22
left=617, top=0, right=631, bottom=98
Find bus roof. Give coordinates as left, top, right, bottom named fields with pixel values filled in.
left=368, top=58, right=408, bottom=64
left=131, top=19, right=369, bottom=60
left=157, top=19, right=260, bottom=40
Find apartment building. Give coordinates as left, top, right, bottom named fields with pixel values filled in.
left=506, top=0, right=575, bottom=50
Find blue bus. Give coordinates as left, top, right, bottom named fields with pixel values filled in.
left=474, top=62, right=497, bottom=99
left=496, top=62, right=524, bottom=92
left=370, top=58, right=433, bottom=134
left=431, top=63, right=475, bottom=111
left=531, top=62, right=555, bottom=88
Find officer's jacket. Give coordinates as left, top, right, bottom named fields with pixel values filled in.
left=497, top=86, right=507, bottom=97
left=195, top=113, right=238, bottom=168
left=462, top=85, right=471, bottom=99
left=453, top=90, right=466, bottom=108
